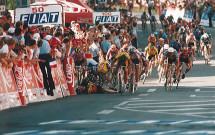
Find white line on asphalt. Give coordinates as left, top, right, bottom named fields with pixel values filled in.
left=97, top=110, right=115, bottom=114
left=124, top=103, right=215, bottom=108
left=106, top=120, right=126, bottom=124
left=39, top=120, right=65, bottom=125
left=190, top=96, right=215, bottom=98
left=139, top=94, right=148, bottom=96
left=4, top=131, right=39, bottom=135
left=127, top=100, right=215, bottom=106
left=120, top=130, right=146, bottom=134
left=169, top=120, right=191, bottom=125
left=185, top=112, right=215, bottom=115
left=195, top=89, right=200, bottom=92
left=129, top=98, right=142, bottom=100
left=147, top=89, right=156, bottom=92
left=144, top=108, right=211, bottom=112
left=138, top=120, right=159, bottom=124
left=155, top=130, right=179, bottom=135
left=190, top=95, right=196, bottom=97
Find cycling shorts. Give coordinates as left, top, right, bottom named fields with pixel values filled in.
left=148, top=55, right=156, bottom=61
left=75, top=59, right=85, bottom=66
left=180, top=57, right=189, bottom=64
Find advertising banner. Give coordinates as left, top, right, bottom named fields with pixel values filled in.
left=13, top=61, right=28, bottom=106
left=63, top=57, right=76, bottom=95
left=183, top=10, right=193, bottom=22
left=16, top=5, right=62, bottom=26
left=51, top=67, right=63, bottom=99
left=93, top=12, right=121, bottom=24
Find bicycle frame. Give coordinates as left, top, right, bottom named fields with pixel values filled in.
left=165, top=63, right=175, bottom=91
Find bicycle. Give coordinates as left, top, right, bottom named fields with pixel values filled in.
left=75, top=66, right=84, bottom=86
left=165, top=63, right=175, bottom=91
left=158, top=60, right=167, bottom=83
left=196, top=41, right=201, bottom=57
left=150, top=19, right=156, bottom=32
left=117, top=66, right=126, bottom=95
left=203, top=44, right=210, bottom=64
left=129, top=63, right=136, bottom=94
left=176, top=62, right=184, bottom=89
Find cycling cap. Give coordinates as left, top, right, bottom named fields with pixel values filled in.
left=168, top=47, right=175, bottom=53
left=164, top=44, right=169, bottom=50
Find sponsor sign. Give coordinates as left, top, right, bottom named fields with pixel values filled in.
left=93, top=12, right=121, bottom=24
left=16, top=5, right=62, bottom=26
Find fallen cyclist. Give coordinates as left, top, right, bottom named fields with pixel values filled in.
left=75, top=73, right=117, bottom=94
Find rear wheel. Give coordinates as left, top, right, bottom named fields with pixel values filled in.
left=118, top=73, right=123, bottom=95
left=130, top=72, right=134, bottom=94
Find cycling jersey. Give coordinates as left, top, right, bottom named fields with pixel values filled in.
left=171, top=41, right=182, bottom=52
left=148, top=36, right=156, bottom=44
left=179, top=52, right=191, bottom=64
left=200, top=36, right=211, bottom=45
left=71, top=51, right=85, bottom=62
left=145, top=46, right=158, bottom=56
left=129, top=53, right=140, bottom=64
left=97, top=61, right=110, bottom=73
left=114, top=52, right=131, bottom=66
left=163, top=50, right=179, bottom=64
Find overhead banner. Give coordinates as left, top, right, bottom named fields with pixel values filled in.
left=16, top=5, right=62, bottom=26
left=93, top=12, right=121, bottom=24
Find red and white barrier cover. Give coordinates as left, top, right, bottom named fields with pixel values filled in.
left=24, top=63, right=43, bottom=103
left=0, top=65, right=10, bottom=111
left=56, top=61, right=70, bottom=97
left=1, top=65, right=22, bottom=109
left=51, top=67, right=64, bottom=99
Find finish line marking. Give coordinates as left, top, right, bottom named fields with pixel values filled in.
left=97, top=110, right=115, bottom=114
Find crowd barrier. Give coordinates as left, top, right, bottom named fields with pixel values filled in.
left=0, top=57, right=75, bottom=111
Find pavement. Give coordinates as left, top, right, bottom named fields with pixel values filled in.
left=0, top=17, right=215, bottom=135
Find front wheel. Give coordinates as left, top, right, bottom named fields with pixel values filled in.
left=130, top=73, right=135, bottom=94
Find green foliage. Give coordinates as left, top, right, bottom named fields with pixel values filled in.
left=7, top=0, right=16, bottom=10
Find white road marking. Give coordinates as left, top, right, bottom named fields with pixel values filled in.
left=139, top=94, right=148, bottom=96
left=191, top=96, right=215, bottom=98
left=120, top=130, right=146, bottom=134
left=106, top=120, right=126, bottom=124
left=147, top=89, right=156, bottom=92
left=190, top=95, right=196, bottom=97
left=4, top=131, right=38, bottom=135
left=195, top=89, right=200, bottom=92
left=155, top=130, right=179, bottom=135
left=138, top=120, right=159, bottom=124
left=39, top=120, right=65, bottom=125
left=129, top=98, right=142, bottom=100
left=97, top=110, right=115, bottom=114
left=170, top=120, right=191, bottom=125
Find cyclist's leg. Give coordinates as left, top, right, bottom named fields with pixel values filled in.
left=207, top=44, right=210, bottom=59
left=135, top=64, right=140, bottom=82
left=124, top=68, right=128, bottom=85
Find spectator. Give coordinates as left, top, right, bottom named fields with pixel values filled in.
left=89, top=38, right=100, bottom=63
left=101, top=34, right=111, bottom=58
left=39, top=35, right=55, bottom=96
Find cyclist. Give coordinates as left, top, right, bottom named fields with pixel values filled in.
left=71, top=48, right=87, bottom=78
left=179, top=47, right=192, bottom=79
left=161, top=47, right=180, bottom=85
left=141, top=11, right=148, bottom=32
left=97, top=59, right=112, bottom=86
left=158, top=44, right=169, bottom=72
left=140, top=51, right=150, bottom=80
left=156, top=38, right=165, bottom=54
left=179, top=32, right=187, bottom=47
left=145, top=43, right=158, bottom=72
left=171, top=39, right=182, bottom=52
left=200, top=33, right=211, bottom=60
left=148, top=34, right=157, bottom=45
left=106, top=45, right=119, bottom=60
left=149, top=14, right=157, bottom=32
left=128, top=46, right=143, bottom=90
left=110, top=50, right=132, bottom=91
left=186, top=33, right=197, bottom=60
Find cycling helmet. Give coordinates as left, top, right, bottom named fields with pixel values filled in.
left=154, top=32, right=158, bottom=35
left=151, top=34, right=155, bottom=38
left=111, top=45, right=116, bottom=49
left=159, top=38, right=164, bottom=41
left=162, top=34, right=167, bottom=39
left=202, top=33, right=208, bottom=38
left=164, top=44, right=169, bottom=50
left=129, top=46, right=136, bottom=53
left=168, top=47, right=175, bottom=53
left=75, top=48, right=81, bottom=53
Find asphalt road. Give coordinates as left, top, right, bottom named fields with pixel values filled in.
left=0, top=21, right=215, bottom=135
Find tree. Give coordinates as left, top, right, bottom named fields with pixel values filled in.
left=7, top=0, right=16, bottom=10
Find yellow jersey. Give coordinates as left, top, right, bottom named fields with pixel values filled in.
left=145, top=46, right=158, bottom=56
left=115, top=52, right=131, bottom=65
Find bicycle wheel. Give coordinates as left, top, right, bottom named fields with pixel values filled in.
left=176, top=69, right=182, bottom=89
left=165, top=71, right=169, bottom=91
left=130, top=72, right=134, bottom=94
left=118, top=73, right=123, bottom=95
